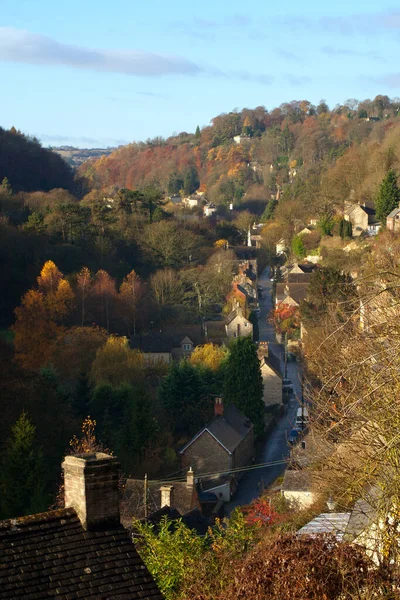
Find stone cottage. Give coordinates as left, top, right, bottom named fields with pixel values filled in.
left=180, top=399, right=254, bottom=479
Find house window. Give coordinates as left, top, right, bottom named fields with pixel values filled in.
left=233, top=333, right=237, bottom=338
left=244, top=322, right=248, bottom=327
left=183, top=344, right=192, bottom=351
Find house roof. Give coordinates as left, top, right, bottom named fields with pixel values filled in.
left=180, top=404, right=253, bottom=456
left=226, top=308, right=250, bottom=325
left=245, top=268, right=257, bottom=282
left=276, top=283, right=309, bottom=305
left=387, top=207, right=400, bottom=219
left=282, top=469, right=312, bottom=492
left=261, top=354, right=282, bottom=378
left=130, top=325, right=203, bottom=353
left=287, top=273, right=311, bottom=283
left=122, top=478, right=200, bottom=526
left=0, top=508, right=162, bottom=600
left=130, top=333, right=174, bottom=353
left=297, top=512, right=351, bottom=541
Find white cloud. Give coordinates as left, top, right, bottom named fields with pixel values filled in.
left=0, top=27, right=201, bottom=76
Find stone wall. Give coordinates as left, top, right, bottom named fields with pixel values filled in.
left=181, top=431, right=232, bottom=475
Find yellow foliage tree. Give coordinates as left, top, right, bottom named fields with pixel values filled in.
left=214, top=239, right=228, bottom=249
left=13, top=290, right=62, bottom=371
left=90, top=335, right=144, bottom=386
left=189, top=343, right=228, bottom=371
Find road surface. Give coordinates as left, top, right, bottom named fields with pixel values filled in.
left=225, top=267, right=302, bottom=513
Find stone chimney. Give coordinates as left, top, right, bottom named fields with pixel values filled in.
left=186, top=467, right=194, bottom=488
left=214, top=397, right=224, bottom=417
left=160, top=485, right=174, bottom=507
left=62, top=453, right=120, bottom=530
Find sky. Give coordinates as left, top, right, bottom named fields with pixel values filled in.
left=0, top=0, right=398, bottom=148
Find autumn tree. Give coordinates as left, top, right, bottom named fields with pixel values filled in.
left=375, top=169, right=400, bottom=223
left=234, top=210, right=254, bottom=244
left=91, top=269, right=116, bottom=331
left=13, top=261, right=74, bottom=371
left=189, top=343, right=228, bottom=371
left=91, top=335, right=144, bottom=387
left=119, top=269, right=144, bottom=336
left=76, top=266, right=92, bottom=326
left=223, top=337, right=264, bottom=436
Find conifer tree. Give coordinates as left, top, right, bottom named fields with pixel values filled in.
left=0, top=412, right=46, bottom=518
left=223, top=337, right=264, bottom=436
left=375, top=170, right=400, bottom=223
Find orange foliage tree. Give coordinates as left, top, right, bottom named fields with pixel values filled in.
left=13, top=261, right=74, bottom=371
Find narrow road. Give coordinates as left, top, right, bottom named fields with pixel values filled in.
left=225, top=267, right=301, bottom=512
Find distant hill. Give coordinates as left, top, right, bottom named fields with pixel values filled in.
left=0, top=127, right=74, bottom=192
left=52, top=146, right=118, bottom=169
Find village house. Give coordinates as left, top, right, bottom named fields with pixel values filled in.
left=130, top=325, right=204, bottom=363
left=233, top=134, right=251, bottom=144
left=225, top=304, right=253, bottom=339
left=260, top=354, right=283, bottom=408
left=203, top=202, right=217, bottom=217
left=275, top=283, right=309, bottom=307
left=0, top=453, right=162, bottom=599
left=344, top=202, right=381, bottom=236
left=386, top=203, right=400, bottom=231
left=120, top=467, right=212, bottom=534
left=282, top=469, right=317, bottom=509
left=276, top=238, right=287, bottom=256
left=286, top=262, right=317, bottom=284
left=180, top=399, right=254, bottom=492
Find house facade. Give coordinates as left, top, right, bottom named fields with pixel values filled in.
left=260, top=357, right=283, bottom=407
left=344, top=202, right=381, bottom=236
left=180, top=400, right=254, bottom=480
left=386, top=204, right=400, bottom=231
left=225, top=305, right=253, bottom=339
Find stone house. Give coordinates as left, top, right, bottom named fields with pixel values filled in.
left=225, top=305, right=253, bottom=339
left=130, top=325, right=204, bottom=363
left=260, top=355, right=283, bottom=408
left=282, top=469, right=317, bottom=509
left=0, top=453, right=162, bottom=599
left=344, top=202, right=381, bottom=236
left=180, top=399, right=254, bottom=480
left=276, top=238, right=287, bottom=255
left=275, top=283, right=309, bottom=307
left=386, top=204, right=400, bottom=231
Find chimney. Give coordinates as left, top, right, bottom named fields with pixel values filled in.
left=186, top=467, right=194, bottom=488
left=160, top=485, right=174, bottom=507
left=214, top=397, right=224, bottom=417
left=62, top=453, right=120, bottom=530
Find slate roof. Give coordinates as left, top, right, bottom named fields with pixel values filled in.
left=130, top=333, right=174, bottom=353
left=122, top=479, right=200, bottom=526
left=180, top=404, right=253, bottom=456
left=0, top=508, right=163, bottom=600
left=282, top=469, right=312, bottom=492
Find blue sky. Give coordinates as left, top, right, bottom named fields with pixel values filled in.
left=0, top=0, right=398, bottom=147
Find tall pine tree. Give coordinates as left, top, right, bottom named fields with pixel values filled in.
left=375, top=170, right=400, bottom=223
left=0, top=412, right=46, bottom=518
left=223, top=337, right=264, bottom=437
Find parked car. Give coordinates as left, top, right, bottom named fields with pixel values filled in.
left=295, top=406, right=309, bottom=429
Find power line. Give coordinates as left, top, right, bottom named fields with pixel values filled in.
left=148, top=455, right=307, bottom=486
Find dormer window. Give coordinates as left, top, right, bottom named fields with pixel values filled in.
left=183, top=344, right=192, bottom=351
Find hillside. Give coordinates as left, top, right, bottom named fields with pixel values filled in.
left=52, top=145, right=118, bottom=169
left=78, top=96, right=400, bottom=218
left=0, top=127, right=74, bottom=192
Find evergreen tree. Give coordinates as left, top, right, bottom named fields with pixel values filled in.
left=1, top=176, right=12, bottom=195
left=291, top=235, right=306, bottom=259
left=159, top=361, right=214, bottom=436
left=223, top=337, right=264, bottom=437
left=0, top=412, right=46, bottom=518
left=183, top=166, right=200, bottom=195
left=375, top=170, right=400, bottom=223
left=195, top=125, right=201, bottom=139
left=261, top=198, right=278, bottom=222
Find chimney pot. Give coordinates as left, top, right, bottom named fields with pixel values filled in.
left=160, top=485, right=174, bottom=508
left=62, top=453, right=120, bottom=530
left=214, top=397, right=224, bottom=417
left=186, top=467, right=195, bottom=488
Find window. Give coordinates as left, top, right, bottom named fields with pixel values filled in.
left=183, top=344, right=192, bottom=351
left=244, top=322, right=248, bottom=327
